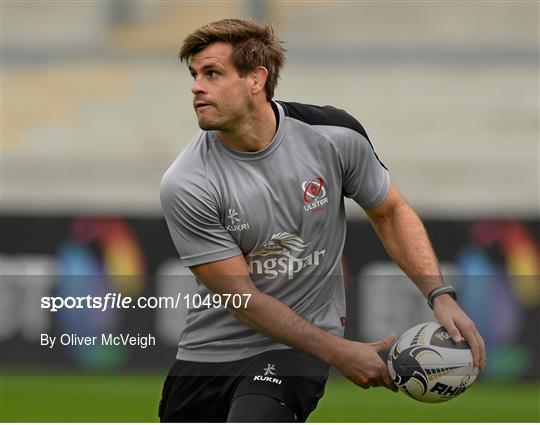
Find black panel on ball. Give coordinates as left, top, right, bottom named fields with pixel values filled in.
left=430, top=326, right=471, bottom=349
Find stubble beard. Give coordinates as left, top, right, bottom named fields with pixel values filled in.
left=196, top=111, right=221, bottom=131
left=197, top=107, right=242, bottom=133
left=195, top=104, right=226, bottom=131
left=198, top=119, right=218, bottom=131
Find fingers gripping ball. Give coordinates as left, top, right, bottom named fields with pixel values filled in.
left=387, top=322, right=479, bottom=403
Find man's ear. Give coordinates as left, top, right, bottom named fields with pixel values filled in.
left=249, top=66, right=269, bottom=96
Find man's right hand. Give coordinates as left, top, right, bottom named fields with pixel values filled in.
left=333, top=333, right=398, bottom=392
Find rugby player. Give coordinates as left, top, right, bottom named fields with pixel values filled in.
left=159, top=18, right=486, bottom=422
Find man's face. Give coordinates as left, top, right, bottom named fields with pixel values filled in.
left=189, top=42, right=252, bottom=131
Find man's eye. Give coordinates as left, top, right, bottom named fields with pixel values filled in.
left=208, top=71, right=217, bottom=78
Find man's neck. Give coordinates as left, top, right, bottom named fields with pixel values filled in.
left=217, top=101, right=277, bottom=153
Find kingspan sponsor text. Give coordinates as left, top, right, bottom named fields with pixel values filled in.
left=249, top=250, right=326, bottom=280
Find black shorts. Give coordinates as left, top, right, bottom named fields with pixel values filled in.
left=159, top=348, right=329, bottom=422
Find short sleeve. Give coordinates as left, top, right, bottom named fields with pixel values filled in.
left=160, top=171, right=241, bottom=267
left=338, top=130, right=390, bottom=209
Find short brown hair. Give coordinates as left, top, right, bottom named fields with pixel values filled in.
left=179, top=18, right=286, bottom=100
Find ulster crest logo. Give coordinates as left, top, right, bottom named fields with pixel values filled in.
left=302, top=177, right=328, bottom=213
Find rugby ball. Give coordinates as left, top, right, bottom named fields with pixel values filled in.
left=387, top=322, right=479, bottom=403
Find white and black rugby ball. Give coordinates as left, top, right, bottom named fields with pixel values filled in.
left=387, top=322, right=479, bottom=403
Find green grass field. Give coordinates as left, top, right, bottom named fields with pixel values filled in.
left=1, top=374, right=538, bottom=422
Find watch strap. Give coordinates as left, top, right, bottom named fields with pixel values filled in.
left=427, top=285, right=457, bottom=309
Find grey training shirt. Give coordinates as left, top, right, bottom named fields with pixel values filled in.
left=160, top=101, right=390, bottom=362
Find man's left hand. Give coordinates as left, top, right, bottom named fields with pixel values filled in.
left=433, top=294, right=486, bottom=370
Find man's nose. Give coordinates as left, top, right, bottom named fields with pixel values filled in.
left=192, top=77, right=206, bottom=95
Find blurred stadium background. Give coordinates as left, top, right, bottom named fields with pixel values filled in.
left=1, top=1, right=538, bottom=422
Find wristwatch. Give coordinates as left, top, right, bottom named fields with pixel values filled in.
left=427, top=285, right=457, bottom=309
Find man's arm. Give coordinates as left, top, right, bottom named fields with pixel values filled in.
left=190, top=255, right=398, bottom=391
left=364, top=184, right=486, bottom=369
